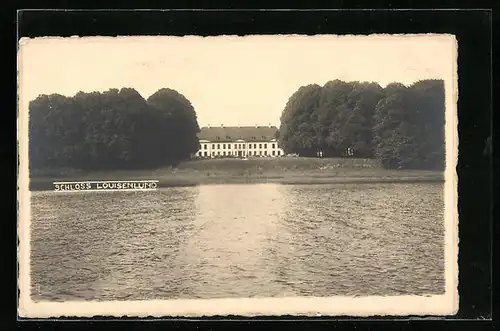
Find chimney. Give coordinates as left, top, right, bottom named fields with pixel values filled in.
left=221, top=124, right=224, bottom=128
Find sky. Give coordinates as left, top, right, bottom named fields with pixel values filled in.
left=18, top=34, right=457, bottom=128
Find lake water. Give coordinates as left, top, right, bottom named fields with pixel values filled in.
left=29, top=183, right=445, bottom=301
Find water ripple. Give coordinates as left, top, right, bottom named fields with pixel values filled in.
left=30, top=183, right=445, bottom=301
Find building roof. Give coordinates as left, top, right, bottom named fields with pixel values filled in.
left=197, top=126, right=279, bottom=142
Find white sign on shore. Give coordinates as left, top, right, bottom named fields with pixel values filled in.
left=53, top=180, right=159, bottom=192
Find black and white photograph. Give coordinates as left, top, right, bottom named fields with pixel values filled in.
left=17, top=34, right=458, bottom=317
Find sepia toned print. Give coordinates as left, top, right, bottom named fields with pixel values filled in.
left=17, top=34, right=458, bottom=317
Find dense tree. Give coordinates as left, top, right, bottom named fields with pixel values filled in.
left=317, top=80, right=383, bottom=157
left=314, top=80, right=354, bottom=157
left=372, top=80, right=445, bottom=170
left=28, top=87, right=200, bottom=170
left=279, top=84, right=322, bottom=156
left=279, top=79, right=446, bottom=170
left=372, top=83, right=414, bottom=168
left=28, top=94, right=77, bottom=168
left=408, top=79, right=445, bottom=170
left=147, top=88, right=200, bottom=166
left=279, top=80, right=383, bottom=158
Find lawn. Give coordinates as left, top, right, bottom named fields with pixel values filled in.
left=27, top=157, right=445, bottom=190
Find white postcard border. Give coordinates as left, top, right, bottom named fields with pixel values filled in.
left=17, top=34, right=459, bottom=318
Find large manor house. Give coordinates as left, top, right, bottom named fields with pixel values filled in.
left=194, top=125, right=285, bottom=158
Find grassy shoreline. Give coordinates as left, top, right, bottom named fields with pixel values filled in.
left=27, top=157, right=444, bottom=191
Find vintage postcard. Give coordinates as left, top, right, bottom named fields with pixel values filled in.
left=17, top=34, right=458, bottom=317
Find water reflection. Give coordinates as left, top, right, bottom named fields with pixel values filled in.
left=180, top=184, right=286, bottom=298
left=30, top=183, right=445, bottom=301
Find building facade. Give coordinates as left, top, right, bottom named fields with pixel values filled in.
left=194, top=125, right=285, bottom=158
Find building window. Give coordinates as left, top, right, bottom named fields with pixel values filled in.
left=272, top=144, right=275, bottom=149
left=254, top=143, right=257, bottom=148
left=259, top=151, right=262, bottom=156
left=204, top=151, right=208, bottom=156
left=212, top=152, right=215, bottom=156
left=264, top=151, right=267, bottom=156
left=249, top=144, right=252, bottom=149
left=277, top=151, right=281, bottom=156
left=217, top=151, right=220, bottom=155
left=216, top=136, right=220, bottom=140
left=223, top=151, right=226, bottom=156
left=217, top=144, right=220, bottom=149
left=223, top=144, right=226, bottom=149
left=259, top=143, right=262, bottom=148
left=272, top=151, right=275, bottom=156
left=264, top=144, right=267, bottom=148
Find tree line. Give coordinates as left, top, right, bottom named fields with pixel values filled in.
left=28, top=88, right=200, bottom=170
left=278, top=79, right=445, bottom=170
